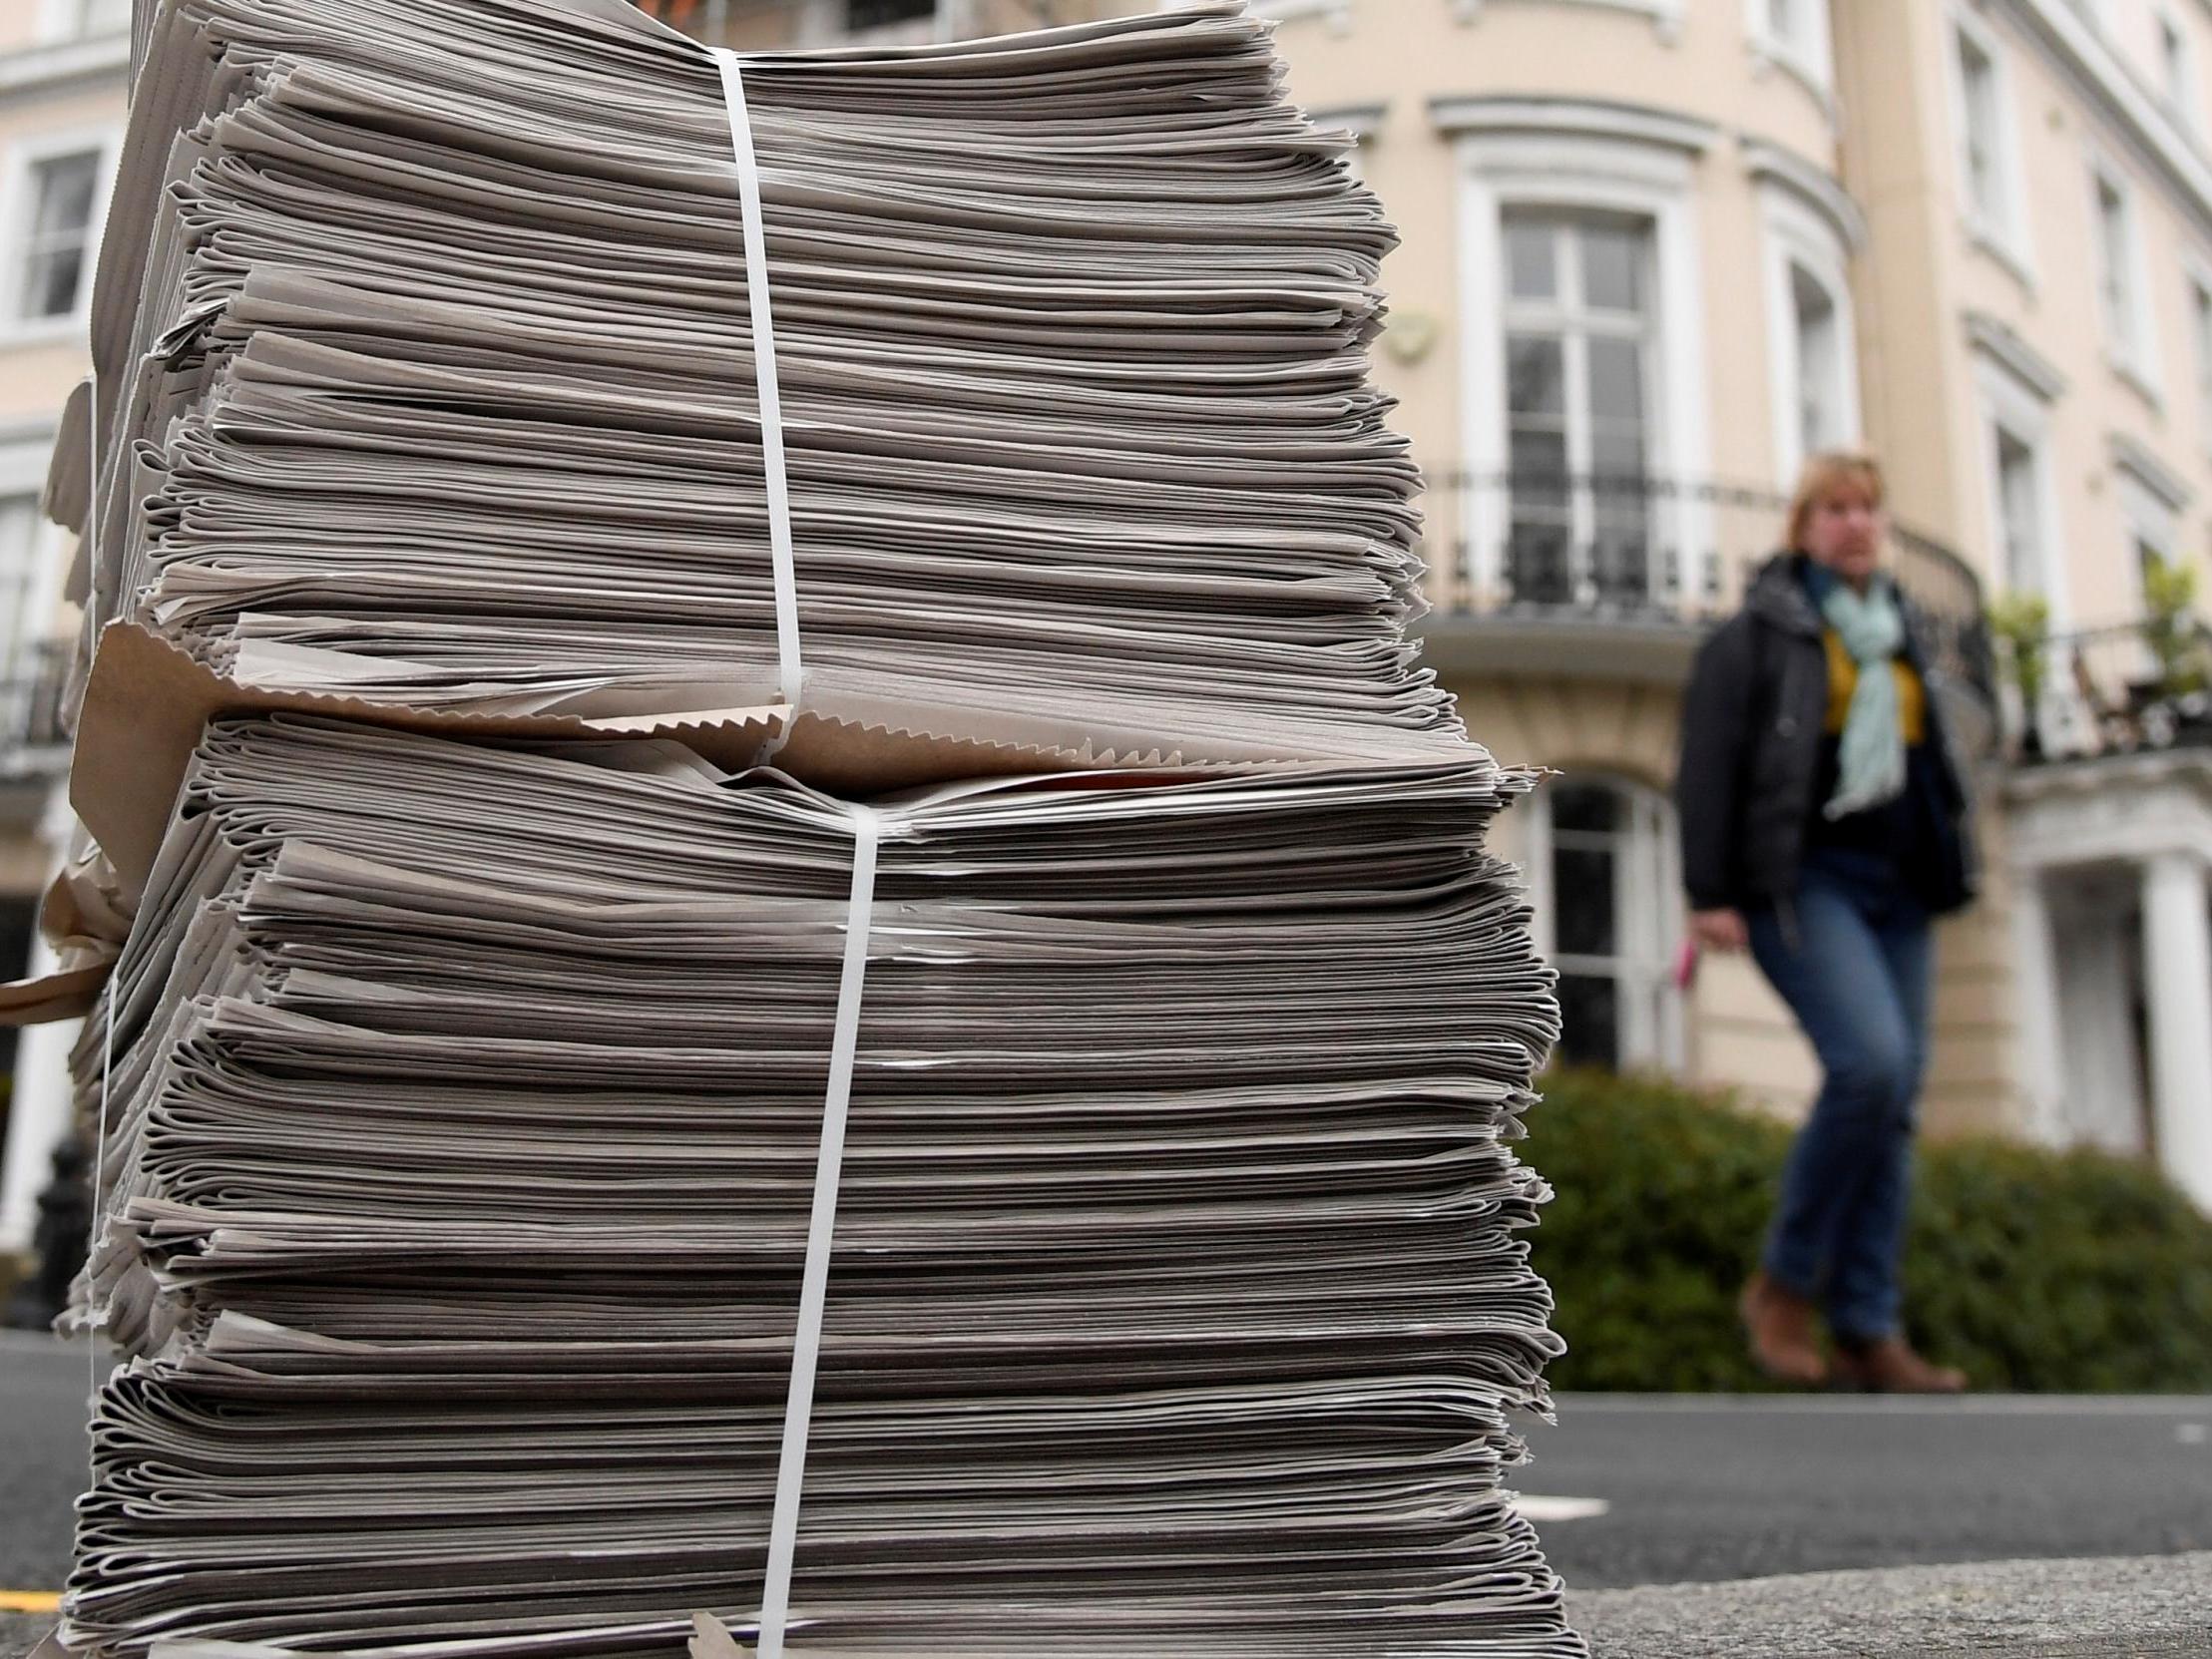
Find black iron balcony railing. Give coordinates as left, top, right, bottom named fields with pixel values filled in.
left=0, top=639, right=75, bottom=767
left=1998, top=617, right=2212, bottom=765
left=1423, top=469, right=1997, bottom=708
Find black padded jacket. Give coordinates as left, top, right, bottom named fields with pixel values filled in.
left=1675, top=553, right=1979, bottom=917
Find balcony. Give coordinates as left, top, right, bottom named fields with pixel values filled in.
left=2000, top=617, right=2212, bottom=768
left=1415, top=470, right=1997, bottom=739
left=0, top=640, right=74, bottom=785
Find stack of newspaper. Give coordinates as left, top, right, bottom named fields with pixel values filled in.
left=65, top=0, right=1456, bottom=763
left=40, top=0, right=1586, bottom=1654
left=67, top=715, right=1576, bottom=1658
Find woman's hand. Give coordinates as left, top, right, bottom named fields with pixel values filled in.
left=1690, top=907, right=1749, bottom=953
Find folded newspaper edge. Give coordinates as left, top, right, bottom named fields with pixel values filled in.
left=69, top=622, right=1334, bottom=907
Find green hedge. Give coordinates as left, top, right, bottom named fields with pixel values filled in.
left=1522, top=1069, right=2212, bottom=1392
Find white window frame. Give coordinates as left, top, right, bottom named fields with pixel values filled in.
left=1760, top=183, right=1860, bottom=488
left=1947, top=5, right=2034, bottom=281
left=1524, top=774, right=1685, bottom=1073
left=0, top=432, right=67, bottom=679
left=2157, top=4, right=2201, bottom=135
left=2114, top=446, right=2187, bottom=614
left=1453, top=123, right=1712, bottom=602
left=1747, top=0, right=1835, bottom=100
left=0, top=123, right=122, bottom=347
left=2185, top=255, right=2212, bottom=465
left=1973, top=349, right=2066, bottom=623
left=2090, top=155, right=2161, bottom=399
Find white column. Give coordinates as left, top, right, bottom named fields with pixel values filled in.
left=2140, top=852, right=2212, bottom=1212
left=0, top=782, right=83, bottom=1257
left=2008, top=869, right=2068, bottom=1146
left=0, top=934, right=83, bottom=1256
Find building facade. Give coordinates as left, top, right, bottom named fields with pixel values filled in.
left=0, top=0, right=127, bottom=1265
left=4, top=0, right=2210, bottom=1269
left=1252, top=0, right=2212, bottom=1206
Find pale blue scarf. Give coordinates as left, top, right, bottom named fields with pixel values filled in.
left=1820, top=579, right=1908, bottom=819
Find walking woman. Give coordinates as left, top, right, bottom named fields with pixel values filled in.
left=1676, top=451, right=1978, bottom=1394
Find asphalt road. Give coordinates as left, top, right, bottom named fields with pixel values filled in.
left=1523, top=1393, right=2212, bottom=1590
left=4, top=1332, right=2209, bottom=1603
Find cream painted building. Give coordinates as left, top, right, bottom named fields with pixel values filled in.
left=0, top=0, right=127, bottom=1264
left=1251, top=0, right=2212, bottom=1207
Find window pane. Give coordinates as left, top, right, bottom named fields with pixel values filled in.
left=1586, top=336, right=1645, bottom=424
left=1587, top=425, right=1647, bottom=484
left=1555, top=972, right=1621, bottom=1071
left=1580, top=222, right=1647, bottom=314
left=0, top=497, right=36, bottom=677
left=1994, top=428, right=2041, bottom=596
left=0, top=496, right=36, bottom=587
left=1553, top=845, right=1620, bottom=956
left=30, top=153, right=99, bottom=241
left=1792, top=265, right=1838, bottom=454
left=1505, top=219, right=1557, bottom=300
left=1507, top=520, right=1573, bottom=606
left=1550, top=782, right=1623, bottom=833
left=2193, top=283, right=2212, bottom=399
left=2096, top=176, right=2134, bottom=344
left=1509, top=429, right=1569, bottom=494
left=21, top=249, right=85, bottom=321
left=1957, top=32, right=2004, bottom=225
left=1590, top=515, right=1653, bottom=607
left=1507, top=333, right=1565, bottom=417
left=1791, top=265, right=1836, bottom=330
left=846, top=0, right=935, bottom=28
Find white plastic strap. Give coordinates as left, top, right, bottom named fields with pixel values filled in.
left=708, top=48, right=804, bottom=727
left=89, top=367, right=112, bottom=1411
left=755, top=802, right=885, bottom=1658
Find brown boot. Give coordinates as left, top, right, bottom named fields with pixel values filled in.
left=1739, top=1272, right=1827, bottom=1386
left=1832, top=1336, right=1967, bottom=1395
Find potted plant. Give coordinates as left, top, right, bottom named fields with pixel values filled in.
left=1988, top=592, right=2051, bottom=759
left=2140, top=553, right=2210, bottom=703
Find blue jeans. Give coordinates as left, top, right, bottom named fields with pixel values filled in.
left=1747, top=848, right=1934, bottom=1344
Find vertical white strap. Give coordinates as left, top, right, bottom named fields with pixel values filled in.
left=755, top=803, right=883, bottom=1658
left=708, top=48, right=804, bottom=721
left=88, top=367, right=111, bottom=1411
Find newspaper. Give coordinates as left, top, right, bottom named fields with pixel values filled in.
left=59, top=714, right=1579, bottom=1659
left=57, top=0, right=1455, bottom=770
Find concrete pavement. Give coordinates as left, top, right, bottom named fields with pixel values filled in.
left=6, top=1567, right=2210, bottom=1656
left=8, top=1558, right=2211, bottom=1657
left=1524, top=1393, right=2212, bottom=1589
left=1571, top=1552, right=2212, bottom=1657
left=7, top=1333, right=2210, bottom=1656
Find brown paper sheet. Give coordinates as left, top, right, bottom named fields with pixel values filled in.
left=73, top=627, right=1282, bottom=902
left=0, top=961, right=110, bottom=1026
left=73, top=623, right=1324, bottom=901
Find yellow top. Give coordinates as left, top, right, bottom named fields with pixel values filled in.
left=1822, top=628, right=1926, bottom=743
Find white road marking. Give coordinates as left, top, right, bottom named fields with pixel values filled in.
left=2177, top=1423, right=2208, bottom=1446
left=1515, top=1495, right=1611, bottom=1521
left=1550, top=1394, right=2212, bottom=1417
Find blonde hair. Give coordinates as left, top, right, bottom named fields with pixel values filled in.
left=1785, top=450, right=1885, bottom=552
